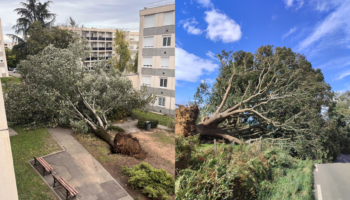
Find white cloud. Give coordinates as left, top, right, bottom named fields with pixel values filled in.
left=335, top=69, right=350, bottom=80
left=297, top=1, right=350, bottom=51
left=181, top=18, right=203, bottom=35
left=205, top=9, right=242, bottom=43
left=282, top=27, right=297, bottom=39
left=316, top=56, right=350, bottom=69
left=206, top=51, right=217, bottom=60
left=284, top=0, right=305, bottom=9
left=176, top=47, right=219, bottom=83
left=271, top=15, right=278, bottom=20
left=195, top=0, right=213, bottom=8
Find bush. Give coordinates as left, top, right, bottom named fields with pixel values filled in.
left=175, top=136, right=315, bottom=200
left=122, top=162, right=174, bottom=200
left=137, top=117, right=159, bottom=129
left=167, top=118, right=175, bottom=129
left=133, top=110, right=173, bottom=127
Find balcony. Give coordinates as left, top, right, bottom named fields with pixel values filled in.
left=85, top=57, right=90, bottom=61
left=106, top=47, right=112, bottom=51
left=90, top=37, right=97, bottom=40
left=106, top=38, right=112, bottom=41
left=99, top=47, right=106, bottom=50
left=98, top=37, right=105, bottom=40
left=91, top=57, right=98, bottom=60
left=92, top=47, right=98, bottom=51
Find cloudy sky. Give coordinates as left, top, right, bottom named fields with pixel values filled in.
left=176, top=0, right=350, bottom=105
left=0, top=0, right=150, bottom=42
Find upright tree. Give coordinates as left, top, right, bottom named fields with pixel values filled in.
left=8, top=0, right=56, bottom=43
left=111, top=29, right=132, bottom=72
left=5, top=49, right=19, bottom=69
left=132, top=50, right=139, bottom=73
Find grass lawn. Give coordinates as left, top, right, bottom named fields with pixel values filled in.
left=1, top=75, right=21, bottom=92
left=133, top=109, right=174, bottom=127
left=10, top=126, right=62, bottom=200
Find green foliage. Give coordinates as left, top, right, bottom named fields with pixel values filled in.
left=5, top=48, right=20, bottom=68
left=176, top=136, right=315, bottom=200
left=26, top=21, right=76, bottom=56
left=5, top=39, right=155, bottom=136
left=133, top=110, right=173, bottom=127
left=137, top=117, right=159, bottom=129
left=122, top=162, right=174, bottom=200
left=132, top=50, right=138, bottom=73
left=107, top=125, right=125, bottom=133
left=111, top=29, right=132, bottom=72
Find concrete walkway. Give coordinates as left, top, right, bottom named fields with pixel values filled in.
left=8, top=127, right=18, bottom=136
left=30, top=127, right=132, bottom=200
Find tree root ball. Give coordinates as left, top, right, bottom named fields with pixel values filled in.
left=175, top=104, right=199, bottom=137
left=113, top=132, right=147, bottom=159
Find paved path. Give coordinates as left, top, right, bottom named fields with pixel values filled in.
left=31, top=127, right=132, bottom=200
left=8, top=71, right=21, bottom=78
left=112, top=117, right=140, bottom=133
left=314, top=154, right=350, bottom=200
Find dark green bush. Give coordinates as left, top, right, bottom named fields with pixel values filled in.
left=122, top=162, right=174, bottom=200
left=137, top=117, right=159, bottom=129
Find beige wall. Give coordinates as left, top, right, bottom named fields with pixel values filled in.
left=138, top=4, right=175, bottom=114
left=0, top=18, right=9, bottom=77
left=126, top=74, right=139, bottom=89
left=0, top=79, right=19, bottom=199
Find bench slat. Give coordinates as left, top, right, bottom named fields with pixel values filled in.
left=36, top=157, right=53, bottom=171
left=53, top=175, right=78, bottom=196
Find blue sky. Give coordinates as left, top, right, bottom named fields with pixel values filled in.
left=175, top=0, right=350, bottom=105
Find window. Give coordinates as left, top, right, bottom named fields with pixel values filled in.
left=0, top=57, right=3, bottom=62
left=143, top=57, right=152, bottom=67
left=160, top=78, right=168, bottom=88
left=142, top=76, right=151, bottom=86
left=163, top=36, right=171, bottom=47
left=144, top=14, right=155, bottom=28
left=130, top=36, right=134, bottom=41
left=144, top=37, right=154, bottom=48
left=130, top=45, right=134, bottom=50
left=163, top=12, right=174, bottom=25
left=99, top=33, right=103, bottom=37
left=161, top=57, right=170, bottom=68
left=158, top=97, right=165, bottom=107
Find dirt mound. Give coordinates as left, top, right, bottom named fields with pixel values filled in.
left=175, top=104, right=199, bottom=137
left=113, top=133, right=147, bottom=159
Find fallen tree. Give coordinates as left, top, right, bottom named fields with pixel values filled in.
left=5, top=38, right=155, bottom=155
left=193, top=46, right=333, bottom=145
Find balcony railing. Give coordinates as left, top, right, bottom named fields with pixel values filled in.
left=90, top=37, right=97, bottom=40
left=99, top=47, right=106, bottom=50
left=91, top=57, right=98, bottom=60
left=106, top=38, right=112, bottom=41
left=106, top=47, right=112, bottom=50
left=84, top=36, right=90, bottom=40
left=92, top=47, right=98, bottom=50
left=85, top=58, right=90, bottom=61
left=98, top=37, right=105, bottom=40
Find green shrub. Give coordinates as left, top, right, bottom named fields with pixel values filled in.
left=176, top=137, right=315, bottom=200
left=167, top=118, right=175, bottom=129
left=137, top=117, right=159, bottom=129
left=108, top=125, right=125, bottom=132
left=133, top=110, right=173, bottom=127
left=122, top=162, right=174, bottom=200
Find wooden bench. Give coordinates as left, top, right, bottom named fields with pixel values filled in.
left=52, top=175, right=79, bottom=199
left=33, top=156, right=53, bottom=176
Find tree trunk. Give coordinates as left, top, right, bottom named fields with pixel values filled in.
left=196, top=123, right=243, bottom=144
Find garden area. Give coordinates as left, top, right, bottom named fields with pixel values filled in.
left=72, top=124, right=175, bottom=200
left=10, top=126, right=62, bottom=200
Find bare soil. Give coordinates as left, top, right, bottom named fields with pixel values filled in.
left=72, top=128, right=175, bottom=200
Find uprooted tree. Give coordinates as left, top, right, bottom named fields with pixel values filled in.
left=5, top=37, right=155, bottom=157
left=191, top=46, right=334, bottom=147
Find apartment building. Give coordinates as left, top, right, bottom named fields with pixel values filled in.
left=137, top=0, right=175, bottom=116
left=60, top=26, right=139, bottom=71
left=4, top=43, right=14, bottom=49
left=0, top=19, right=9, bottom=77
